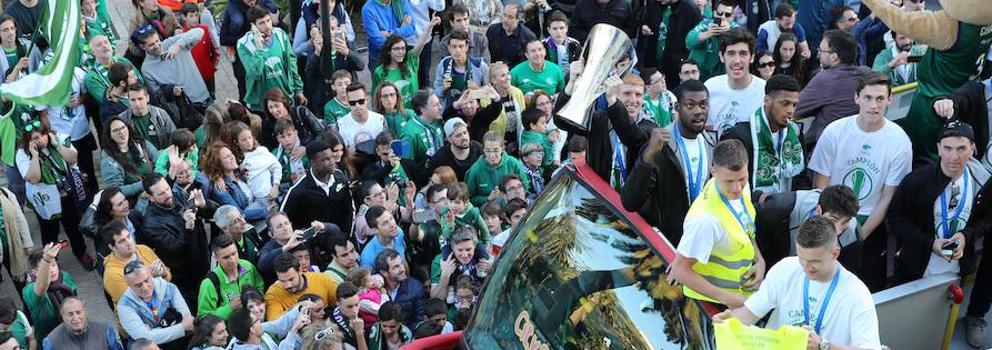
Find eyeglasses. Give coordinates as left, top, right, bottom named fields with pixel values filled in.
left=133, top=23, right=156, bottom=38
left=758, top=61, right=776, bottom=68
left=483, top=148, right=502, bottom=154
left=348, top=98, right=366, bottom=106
left=111, top=125, right=128, bottom=135
left=908, top=0, right=924, bottom=3
left=23, top=120, right=42, bottom=132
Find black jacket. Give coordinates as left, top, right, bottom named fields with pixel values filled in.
left=570, top=0, right=639, bottom=43
left=888, top=163, right=992, bottom=283
left=361, top=158, right=427, bottom=189
left=941, top=81, right=990, bottom=161
left=638, top=0, right=702, bottom=87
left=721, top=122, right=758, bottom=178
left=427, top=141, right=483, bottom=181
left=620, top=126, right=717, bottom=245
left=280, top=169, right=355, bottom=234
left=140, top=197, right=216, bottom=289
left=553, top=94, right=631, bottom=182
left=442, top=99, right=503, bottom=143
left=304, top=50, right=365, bottom=118
left=755, top=190, right=864, bottom=273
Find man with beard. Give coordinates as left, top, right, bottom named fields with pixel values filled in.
left=264, top=253, right=338, bottom=320
left=621, top=80, right=715, bottom=245
left=427, top=118, right=483, bottom=180
left=872, top=31, right=927, bottom=86
left=141, top=174, right=215, bottom=311
left=796, top=30, right=870, bottom=150
left=720, top=75, right=804, bottom=195
left=42, top=297, right=123, bottom=350
left=375, top=249, right=426, bottom=328
left=704, top=28, right=767, bottom=137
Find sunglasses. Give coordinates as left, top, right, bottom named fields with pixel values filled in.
left=314, top=326, right=336, bottom=340
left=123, top=260, right=145, bottom=275
left=348, top=98, right=366, bottom=106
left=23, top=119, right=42, bottom=132
left=715, top=11, right=733, bottom=18
left=758, top=61, right=776, bottom=68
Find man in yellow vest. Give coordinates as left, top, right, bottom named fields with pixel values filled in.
left=671, top=139, right=767, bottom=308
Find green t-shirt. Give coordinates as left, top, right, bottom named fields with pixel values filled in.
left=372, top=52, right=420, bottom=108
left=384, top=109, right=415, bottom=138
left=197, top=260, right=266, bottom=320
left=510, top=61, right=565, bottom=95
left=3, top=47, right=18, bottom=70
left=130, top=113, right=153, bottom=142
left=23, top=272, right=77, bottom=341
left=323, top=98, right=351, bottom=126
left=9, top=310, right=31, bottom=349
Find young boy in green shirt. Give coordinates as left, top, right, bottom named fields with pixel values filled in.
left=519, top=108, right=558, bottom=171
left=323, top=70, right=353, bottom=127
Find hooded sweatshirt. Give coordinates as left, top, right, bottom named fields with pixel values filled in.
left=464, top=153, right=531, bottom=206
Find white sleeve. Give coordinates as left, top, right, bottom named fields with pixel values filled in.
left=743, top=259, right=787, bottom=318
left=678, top=215, right=721, bottom=264
left=15, top=150, right=30, bottom=178
left=846, top=297, right=883, bottom=349
left=884, top=140, right=913, bottom=187
left=807, top=127, right=836, bottom=177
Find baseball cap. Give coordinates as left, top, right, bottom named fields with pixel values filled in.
left=444, top=118, right=467, bottom=138
left=937, top=120, right=975, bottom=142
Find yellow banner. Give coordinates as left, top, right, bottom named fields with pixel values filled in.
left=714, top=318, right=809, bottom=350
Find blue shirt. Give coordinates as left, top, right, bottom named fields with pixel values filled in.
left=359, top=228, right=407, bottom=268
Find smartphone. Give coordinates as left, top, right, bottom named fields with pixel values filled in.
left=391, top=139, right=411, bottom=159
left=713, top=17, right=723, bottom=27
left=412, top=209, right=438, bottom=224
left=942, top=240, right=959, bottom=257
left=300, top=227, right=317, bottom=241
left=56, top=240, right=69, bottom=249
left=907, top=55, right=924, bottom=63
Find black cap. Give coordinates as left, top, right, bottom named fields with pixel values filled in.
left=937, top=120, right=975, bottom=142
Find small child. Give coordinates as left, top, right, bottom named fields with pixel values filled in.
left=230, top=121, right=282, bottom=202
left=155, top=129, right=199, bottom=179
left=346, top=267, right=390, bottom=329
left=272, top=119, right=309, bottom=196
left=180, top=2, right=220, bottom=97
left=290, top=245, right=319, bottom=273
left=439, top=183, right=491, bottom=247
left=520, top=108, right=558, bottom=171
left=413, top=298, right=454, bottom=338
left=452, top=276, right=479, bottom=330
left=492, top=198, right=529, bottom=253
left=323, top=70, right=353, bottom=127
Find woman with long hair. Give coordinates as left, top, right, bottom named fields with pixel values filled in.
left=751, top=51, right=776, bottom=80
left=485, top=62, right=527, bottom=151
left=773, top=32, right=808, bottom=86
left=188, top=315, right=229, bottom=350
left=93, top=187, right=142, bottom=258
left=200, top=141, right=268, bottom=229
left=370, top=81, right=416, bottom=137
left=16, top=118, right=95, bottom=270
left=260, top=88, right=324, bottom=150
left=99, top=116, right=159, bottom=203
left=226, top=121, right=282, bottom=205
left=370, top=16, right=440, bottom=107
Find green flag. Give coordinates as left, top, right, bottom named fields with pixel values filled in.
left=0, top=0, right=81, bottom=164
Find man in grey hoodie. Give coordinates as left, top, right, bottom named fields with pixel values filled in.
left=116, top=260, right=194, bottom=350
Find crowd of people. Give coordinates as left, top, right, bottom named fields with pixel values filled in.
left=0, top=0, right=987, bottom=348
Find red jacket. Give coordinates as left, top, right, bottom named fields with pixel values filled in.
left=185, top=24, right=217, bottom=82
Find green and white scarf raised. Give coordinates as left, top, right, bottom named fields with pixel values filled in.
left=750, top=108, right=803, bottom=193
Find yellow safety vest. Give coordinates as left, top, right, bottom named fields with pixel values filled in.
left=682, top=179, right=757, bottom=303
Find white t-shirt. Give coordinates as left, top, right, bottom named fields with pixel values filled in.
left=925, top=172, right=978, bottom=276
left=679, top=135, right=708, bottom=201
left=704, top=75, right=767, bottom=136
left=337, top=111, right=386, bottom=149
left=745, top=257, right=882, bottom=349
left=678, top=199, right=747, bottom=264
left=45, top=68, right=89, bottom=141
left=808, top=116, right=912, bottom=215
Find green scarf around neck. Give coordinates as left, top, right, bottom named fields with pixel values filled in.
left=751, top=108, right=803, bottom=193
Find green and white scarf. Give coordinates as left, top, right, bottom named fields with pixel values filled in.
left=750, top=108, right=803, bottom=194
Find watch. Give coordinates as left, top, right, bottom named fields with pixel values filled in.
left=819, top=338, right=830, bottom=350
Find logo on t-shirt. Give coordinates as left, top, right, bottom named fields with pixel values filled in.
left=717, top=101, right=740, bottom=134
left=842, top=144, right=881, bottom=202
